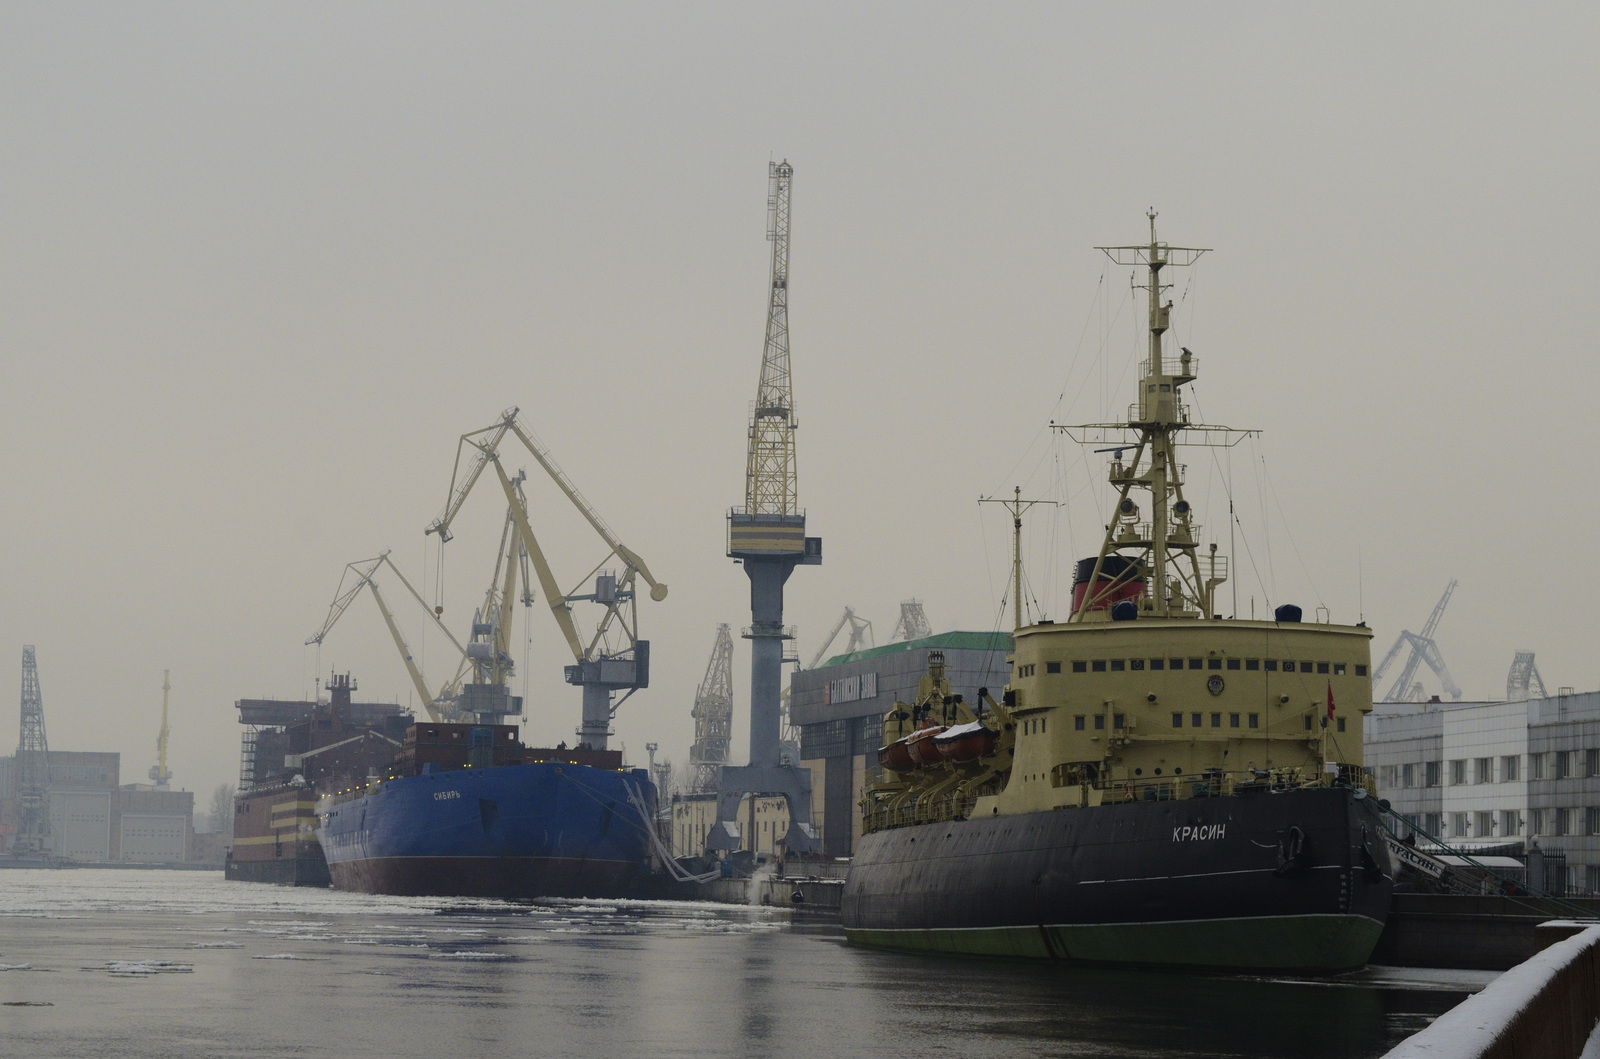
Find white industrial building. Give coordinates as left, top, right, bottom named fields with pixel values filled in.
left=1367, top=689, right=1600, bottom=894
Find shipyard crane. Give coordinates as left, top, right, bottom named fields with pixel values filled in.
left=426, top=407, right=667, bottom=749
left=307, top=550, right=473, bottom=722
left=15, top=646, right=50, bottom=853
left=1372, top=580, right=1463, bottom=702
left=890, top=600, right=933, bottom=642
left=807, top=606, right=874, bottom=669
left=712, top=159, right=821, bottom=854
left=147, top=670, right=172, bottom=788
left=689, top=624, right=735, bottom=792
left=1507, top=651, right=1549, bottom=701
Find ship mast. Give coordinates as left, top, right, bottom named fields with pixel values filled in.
left=1059, top=213, right=1251, bottom=621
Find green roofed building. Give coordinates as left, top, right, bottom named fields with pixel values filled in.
left=789, top=631, right=1013, bottom=857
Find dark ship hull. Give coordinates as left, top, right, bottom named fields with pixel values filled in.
left=843, top=785, right=1392, bottom=973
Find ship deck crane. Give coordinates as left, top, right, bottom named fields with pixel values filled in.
left=1372, top=580, right=1463, bottom=702
left=1506, top=651, right=1548, bottom=701
left=426, top=407, right=667, bottom=749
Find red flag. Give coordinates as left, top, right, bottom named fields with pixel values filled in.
left=1326, top=683, right=1336, bottom=720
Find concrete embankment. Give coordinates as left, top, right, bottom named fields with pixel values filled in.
left=1375, top=894, right=1600, bottom=970
left=1384, top=924, right=1600, bottom=1058
left=687, top=861, right=846, bottom=910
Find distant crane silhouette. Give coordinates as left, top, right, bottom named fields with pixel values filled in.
left=1506, top=651, right=1548, bottom=702
left=1371, top=580, right=1463, bottom=702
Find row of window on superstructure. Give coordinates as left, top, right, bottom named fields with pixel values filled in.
left=1381, top=750, right=1600, bottom=789
left=1027, top=658, right=1368, bottom=676
left=1405, top=808, right=1600, bottom=841
left=1062, top=710, right=1348, bottom=733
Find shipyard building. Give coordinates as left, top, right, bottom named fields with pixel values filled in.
left=1367, top=689, right=1600, bottom=895
left=0, top=751, right=196, bottom=862
left=790, top=631, right=1012, bottom=857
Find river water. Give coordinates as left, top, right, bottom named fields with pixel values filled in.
left=0, top=870, right=1489, bottom=1058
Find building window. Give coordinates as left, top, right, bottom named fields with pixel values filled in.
left=1557, top=808, right=1572, bottom=836
left=1475, top=758, right=1493, bottom=784
left=1532, top=809, right=1547, bottom=836
left=1402, top=764, right=1415, bottom=788
left=1172, top=713, right=1183, bottom=728
left=1531, top=753, right=1547, bottom=780
left=1502, top=810, right=1521, bottom=837
left=1380, top=765, right=1397, bottom=789
left=1449, top=759, right=1466, bottom=785
left=1046, top=662, right=1061, bottom=674
left=1588, top=750, right=1599, bottom=778
left=1248, top=714, right=1259, bottom=729
left=1425, top=761, right=1441, bottom=788
left=1588, top=807, right=1600, bottom=836
left=1451, top=812, right=1468, bottom=838
left=1425, top=812, right=1443, bottom=837
left=1075, top=715, right=1085, bottom=731
left=1558, top=751, right=1574, bottom=780
left=1502, top=755, right=1521, bottom=782
left=1476, top=811, right=1493, bottom=837
left=1072, top=661, right=1087, bottom=673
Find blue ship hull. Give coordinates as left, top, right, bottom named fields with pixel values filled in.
left=316, top=763, right=657, bottom=899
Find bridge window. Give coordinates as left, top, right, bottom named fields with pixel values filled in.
left=1046, top=662, right=1061, bottom=674
left=1130, top=658, right=1145, bottom=671
left=1092, top=660, right=1107, bottom=672
left=1229, top=713, right=1240, bottom=728
left=1334, top=663, right=1346, bottom=675
left=1211, top=713, right=1221, bottom=728
left=1318, top=662, right=1330, bottom=674
left=1149, top=658, right=1165, bottom=670
left=1189, top=658, right=1204, bottom=670
left=1248, top=714, right=1259, bottom=729
left=1226, top=658, right=1240, bottom=670
left=1110, top=660, right=1126, bottom=672
left=1172, top=713, right=1183, bottom=728
left=1246, top=659, right=1260, bottom=671
left=1094, top=715, right=1105, bottom=730
left=1208, top=658, right=1222, bottom=670
left=1264, top=660, right=1278, bottom=672
left=1073, top=661, right=1087, bottom=673
left=1075, top=715, right=1085, bottom=731
left=1356, top=664, right=1368, bottom=677
left=1336, top=718, right=1346, bottom=732
left=1191, top=713, right=1202, bottom=727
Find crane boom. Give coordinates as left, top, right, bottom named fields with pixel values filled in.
left=365, top=579, right=441, bottom=721
left=490, top=455, right=585, bottom=661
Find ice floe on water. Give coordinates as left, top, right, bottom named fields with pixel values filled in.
left=251, top=953, right=324, bottom=960
left=105, top=960, right=193, bottom=976
left=0, top=962, right=34, bottom=970
left=428, top=950, right=515, bottom=961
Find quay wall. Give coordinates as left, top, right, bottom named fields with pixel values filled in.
left=1375, top=894, right=1600, bottom=970
left=1384, top=924, right=1600, bottom=1059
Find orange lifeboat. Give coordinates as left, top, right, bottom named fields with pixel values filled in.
left=877, top=724, right=948, bottom=772
left=933, top=721, right=997, bottom=764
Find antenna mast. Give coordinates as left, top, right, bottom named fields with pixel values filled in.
left=980, top=487, right=1057, bottom=630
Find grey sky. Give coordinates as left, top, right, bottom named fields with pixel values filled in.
left=2, top=4, right=1596, bottom=800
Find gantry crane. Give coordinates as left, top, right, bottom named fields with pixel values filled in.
left=15, top=646, right=50, bottom=853
left=426, top=407, right=667, bottom=749
left=1372, top=580, right=1463, bottom=702
left=713, top=160, right=821, bottom=854
left=889, top=600, right=933, bottom=642
left=689, top=624, right=734, bottom=792
left=147, top=670, right=173, bottom=788
left=1507, top=651, right=1548, bottom=702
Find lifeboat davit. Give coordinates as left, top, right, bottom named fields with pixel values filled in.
left=877, top=724, right=948, bottom=772
left=933, top=720, right=997, bottom=764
